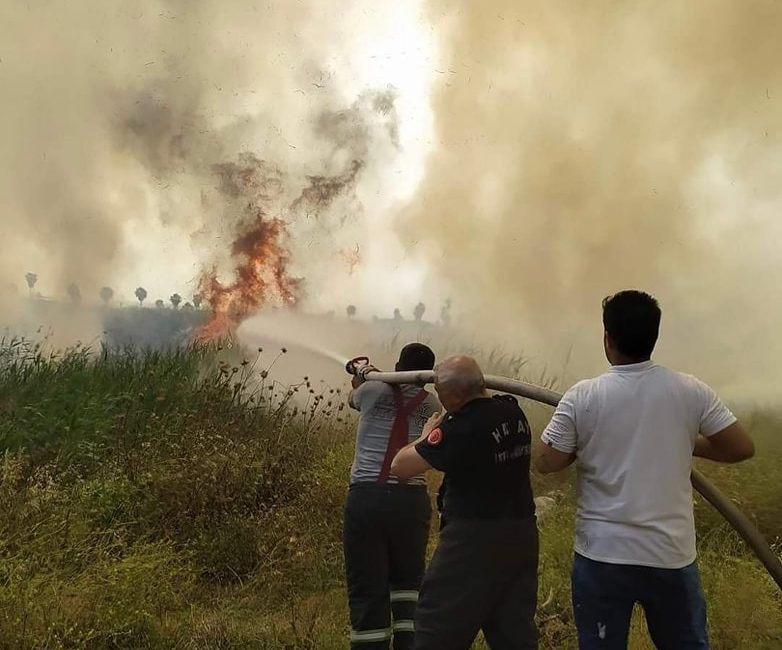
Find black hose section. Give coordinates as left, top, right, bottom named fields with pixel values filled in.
left=363, top=369, right=782, bottom=592
left=690, top=469, right=782, bottom=590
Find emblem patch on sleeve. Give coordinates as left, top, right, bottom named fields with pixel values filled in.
left=427, top=427, right=443, bottom=445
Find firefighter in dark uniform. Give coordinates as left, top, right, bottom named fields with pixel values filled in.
left=344, top=343, right=441, bottom=649
left=391, top=355, right=539, bottom=650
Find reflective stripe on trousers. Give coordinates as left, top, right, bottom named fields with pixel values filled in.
left=392, top=620, right=415, bottom=633
left=390, top=589, right=418, bottom=603
left=350, top=627, right=392, bottom=644
left=351, top=590, right=418, bottom=645
left=349, top=619, right=416, bottom=643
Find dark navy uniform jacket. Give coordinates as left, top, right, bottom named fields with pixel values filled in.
left=416, top=395, right=535, bottom=522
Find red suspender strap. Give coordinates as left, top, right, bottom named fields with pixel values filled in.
left=377, top=386, right=429, bottom=483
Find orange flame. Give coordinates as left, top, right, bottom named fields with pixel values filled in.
left=195, top=214, right=300, bottom=342
left=193, top=149, right=362, bottom=342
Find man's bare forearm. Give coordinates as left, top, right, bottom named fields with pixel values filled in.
left=693, top=435, right=741, bottom=463
left=694, top=436, right=726, bottom=462
left=533, top=441, right=576, bottom=474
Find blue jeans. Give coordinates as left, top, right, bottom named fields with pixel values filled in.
left=571, top=553, right=709, bottom=650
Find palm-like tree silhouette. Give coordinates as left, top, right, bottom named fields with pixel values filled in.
left=135, top=287, right=148, bottom=306
left=25, top=272, right=37, bottom=296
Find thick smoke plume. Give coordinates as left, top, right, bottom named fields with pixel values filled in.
left=3, top=1, right=780, bottom=402
left=0, top=1, right=433, bottom=318
left=400, top=1, right=782, bottom=400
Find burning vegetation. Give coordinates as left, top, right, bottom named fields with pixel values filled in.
left=196, top=216, right=300, bottom=341
left=196, top=149, right=363, bottom=341
left=195, top=154, right=300, bottom=341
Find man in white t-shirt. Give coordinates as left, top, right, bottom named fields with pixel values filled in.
left=533, top=290, right=754, bottom=650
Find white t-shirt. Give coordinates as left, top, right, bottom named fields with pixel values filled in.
left=541, top=360, right=736, bottom=569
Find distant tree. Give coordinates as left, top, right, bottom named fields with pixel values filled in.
left=25, top=272, right=37, bottom=296
left=67, top=282, right=81, bottom=304
left=413, top=302, right=426, bottom=321
left=182, top=302, right=194, bottom=312
left=99, top=286, right=114, bottom=305
left=135, top=286, right=148, bottom=306
left=346, top=304, right=356, bottom=319
left=440, top=298, right=452, bottom=327
left=170, top=293, right=182, bottom=309
left=155, top=299, right=165, bottom=309
left=393, top=307, right=402, bottom=321
left=192, top=293, right=203, bottom=310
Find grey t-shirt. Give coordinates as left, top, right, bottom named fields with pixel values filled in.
left=349, top=382, right=440, bottom=485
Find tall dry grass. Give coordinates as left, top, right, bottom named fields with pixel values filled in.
left=0, top=338, right=779, bottom=648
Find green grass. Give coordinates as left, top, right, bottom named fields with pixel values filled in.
left=0, top=338, right=779, bottom=649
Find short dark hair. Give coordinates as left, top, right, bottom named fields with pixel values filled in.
left=602, top=290, right=661, bottom=360
left=397, top=343, right=435, bottom=371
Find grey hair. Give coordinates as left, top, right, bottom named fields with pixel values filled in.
left=434, top=355, right=485, bottom=397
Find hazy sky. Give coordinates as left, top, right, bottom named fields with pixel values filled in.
left=0, top=0, right=436, bottom=307
left=1, top=1, right=780, bottom=401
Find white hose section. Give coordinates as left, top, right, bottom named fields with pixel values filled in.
left=361, top=368, right=782, bottom=591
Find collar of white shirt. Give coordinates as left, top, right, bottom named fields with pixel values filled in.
left=608, top=360, right=655, bottom=373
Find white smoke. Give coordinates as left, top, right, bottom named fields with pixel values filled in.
left=0, top=0, right=437, bottom=314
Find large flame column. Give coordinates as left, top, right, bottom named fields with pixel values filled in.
left=359, top=368, right=782, bottom=592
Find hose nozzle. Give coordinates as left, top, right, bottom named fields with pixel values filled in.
left=345, top=356, right=370, bottom=376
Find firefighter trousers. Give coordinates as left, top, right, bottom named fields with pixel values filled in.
left=343, top=483, right=431, bottom=649
left=413, top=516, right=539, bottom=650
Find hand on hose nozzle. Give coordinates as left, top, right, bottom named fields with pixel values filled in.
left=346, top=356, right=377, bottom=388
left=345, top=356, right=369, bottom=375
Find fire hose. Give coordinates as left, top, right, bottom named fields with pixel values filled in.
left=349, top=362, right=782, bottom=592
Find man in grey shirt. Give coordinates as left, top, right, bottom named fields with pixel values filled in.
left=344, top=343, right=440, bottom=649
